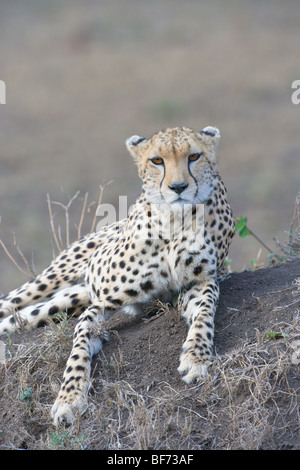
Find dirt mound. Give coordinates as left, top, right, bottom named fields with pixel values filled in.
left=1, top=260, right=300, bottom=450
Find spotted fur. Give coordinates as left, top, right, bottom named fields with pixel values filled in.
left=0, top=126, right=234, bottom=425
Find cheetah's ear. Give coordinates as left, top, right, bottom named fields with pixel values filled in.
left=198, top=126, right=221, bottom=150
left=126, top=135, right=148, bottom=160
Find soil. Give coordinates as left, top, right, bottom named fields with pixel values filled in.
left=100, top=259, right=300, bottom=389
left=1, top=259, right=300, bottom=450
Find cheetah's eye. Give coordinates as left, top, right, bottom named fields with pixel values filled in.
left=188, top=153, right=202, bottom=162
left=150, top=157, right=164, bottom=165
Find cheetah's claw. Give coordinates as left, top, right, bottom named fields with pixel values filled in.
left=177, top=352, right=209, bottom=384
left=51, top=395, right=88, bottom=427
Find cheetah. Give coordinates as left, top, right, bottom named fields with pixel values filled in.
left=0, top=126, right=234, bottom=426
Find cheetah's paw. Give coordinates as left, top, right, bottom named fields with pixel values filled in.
left=51, top=394, right=88, bottom=427
left=177, top=350, right=210, bottom=384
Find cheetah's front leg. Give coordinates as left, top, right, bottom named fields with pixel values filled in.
left=177, top=280, right=219, bottom=384
left=51, top=303, right=109, bottom=426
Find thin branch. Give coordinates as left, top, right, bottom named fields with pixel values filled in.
left=289, top=193, right=300, bottom=239
left=247, top=228, right=282, bottom=261
left=12, top=232, right=36, bottom=277
left=0, top=239, right=33, bottom=279
left=90, top=181, right=113, bottom=233
left=1, top=185, right=113, bottom=282
left=77, top=192, right=89, bottom=239
left=57, top=224, right=64, bottom=250
left=47, top=193, right=63, bottom=253
left=51, top=190, right=80, bottom=247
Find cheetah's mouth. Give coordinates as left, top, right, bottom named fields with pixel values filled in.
left=147, top=189, right=195, bottom=206
left=168, top=199, right=195, bottom=209
left=169, top=193, right=197, bottom=206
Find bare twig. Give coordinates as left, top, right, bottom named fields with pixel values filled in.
left=47, top=193, right=63, bottom=253
left=50, top=191, right=80, bottom=247
left=277, top=193, right=300, bottom=259
left=90, top=181, right=113, bottom=233
left=247, top=228, right=282, bottom=261
left=289, top=193, right=300, bottom=240
left=77, top=192, right=89, bottom=239
left=12, top=232, right=36, bottom=277
left=0, top=239, right=34, bottom=279
left=1, top=185, right=113, bottom=285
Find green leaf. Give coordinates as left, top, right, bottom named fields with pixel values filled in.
left=266, top=330, right=288, bottom=340
left=235, top=215, right=250, bottom=238
left=239, top=225, right=250, bottom=238
left=19, top=388, right=33, bottom=403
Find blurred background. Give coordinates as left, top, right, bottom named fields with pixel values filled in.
left=0, top=0, right=299, bottom=293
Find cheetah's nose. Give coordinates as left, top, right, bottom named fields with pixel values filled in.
left=168, top=182, right=188, bottom=194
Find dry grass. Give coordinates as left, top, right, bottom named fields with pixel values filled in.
left=277, top=193, right=300, bottom=261
left=1, top=284, right=300, bottom=450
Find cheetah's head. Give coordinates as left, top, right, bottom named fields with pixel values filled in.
left=126, top=126, right=220, bottom=206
